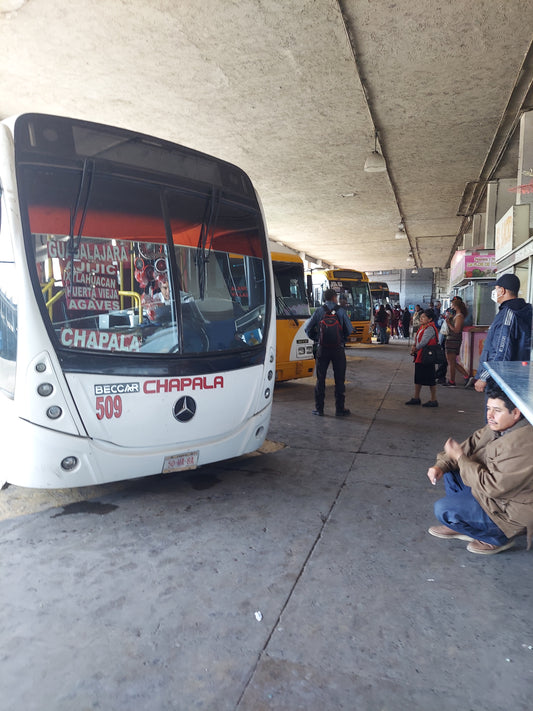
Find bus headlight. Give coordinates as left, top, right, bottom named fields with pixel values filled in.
left=46, top=406, right=62, bottom=419
left=61, top=456, right=78, bottom=471
left=267, top=370, right=273, bottom=380
left=37, top=383, right=54, bottom=397
left=35, top=362, right=47, bottom=373
left=264, top=388, right=271, bottom=399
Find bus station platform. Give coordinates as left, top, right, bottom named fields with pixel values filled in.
left=1, top=340, right=532, bottom=711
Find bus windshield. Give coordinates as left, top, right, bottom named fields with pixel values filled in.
left=332, top=279, right=372, bottom=322
left=20, top=164, right=267, bottom=356
left=370, top=282, right=389, bottom=304
left=273, top=260, right=310, bottom=318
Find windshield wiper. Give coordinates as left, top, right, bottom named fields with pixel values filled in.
left=196, top=188, right=220, bottom=300
left=276, top=295, right=299, bottom=325
left=68, top=158, right=95, bottom=256
left=160, top=191, right=183, bottom=350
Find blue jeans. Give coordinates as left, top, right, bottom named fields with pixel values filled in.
left=434, top=471, right=509, bottom=545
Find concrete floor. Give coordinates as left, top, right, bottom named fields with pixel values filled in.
left=1, top=340, right=532, bottom=711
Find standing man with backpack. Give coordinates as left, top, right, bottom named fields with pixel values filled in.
left=305, top=288, right=353, bottom=417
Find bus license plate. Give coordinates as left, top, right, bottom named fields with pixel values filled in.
left=162, top=451, right=199, bottom=473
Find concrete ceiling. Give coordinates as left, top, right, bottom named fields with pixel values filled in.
left=1, top=0, right=533, bottom=272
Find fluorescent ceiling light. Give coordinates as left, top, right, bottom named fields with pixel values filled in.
left=395, top=223, right=407, bottom=239
left=364, top=131, right=386, bottom=173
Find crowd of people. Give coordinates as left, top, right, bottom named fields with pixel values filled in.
left=404, top=273, right=532, bottom=408
left=310, top=275, right=531, bottom=417
left=373, top=303, right=416, bottom=343
left=373, top=301, right=448, bottom=344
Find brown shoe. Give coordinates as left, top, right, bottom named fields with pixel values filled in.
left=428, top=525, right=474, bottom=542
left=466, top=539, right=516, bottom=555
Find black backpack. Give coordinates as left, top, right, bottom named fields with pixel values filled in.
left=319, top=306, right=342, bottom=347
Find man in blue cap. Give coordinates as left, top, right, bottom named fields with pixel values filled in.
left=473, top=273, right=532, bottom=392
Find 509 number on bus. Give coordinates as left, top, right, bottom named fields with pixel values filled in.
left=95, top=395, right=123, bottom=420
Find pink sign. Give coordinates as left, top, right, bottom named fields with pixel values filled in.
left=450, top=250, right=496, bottom=285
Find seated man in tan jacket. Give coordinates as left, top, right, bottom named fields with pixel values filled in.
left=427, top=384, right=533, bottom=555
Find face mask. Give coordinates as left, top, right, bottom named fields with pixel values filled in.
left=491, top=288, right=499, bottom=303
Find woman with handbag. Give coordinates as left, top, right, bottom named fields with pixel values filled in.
left=405, top=308, right=440, bottom=408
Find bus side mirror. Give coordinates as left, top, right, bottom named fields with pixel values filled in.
left=306, top=273, right=313, bottom=305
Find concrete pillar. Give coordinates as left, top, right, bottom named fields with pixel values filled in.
left=485, top=179, right=516, bottom=249
left=471, top=213, right=486, bottom=250
left=517, top=110, right=533, bottom=228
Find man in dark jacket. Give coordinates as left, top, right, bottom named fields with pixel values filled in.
left=305, top=289, right=353, bottom=417
left=474, top=273, right=532, bottom=392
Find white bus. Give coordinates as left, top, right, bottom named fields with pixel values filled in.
left=0, top=114, right=275, bottom=488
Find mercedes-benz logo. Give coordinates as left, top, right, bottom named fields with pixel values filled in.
left=173, top=396, right=197, bottom=422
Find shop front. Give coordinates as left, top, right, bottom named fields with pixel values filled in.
left=449, top=249, right=497, bottom=377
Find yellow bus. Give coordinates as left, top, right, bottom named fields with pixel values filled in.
left=307, top=268, right=373, bottom=344
left=270, top=242, right=315, bottom=382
